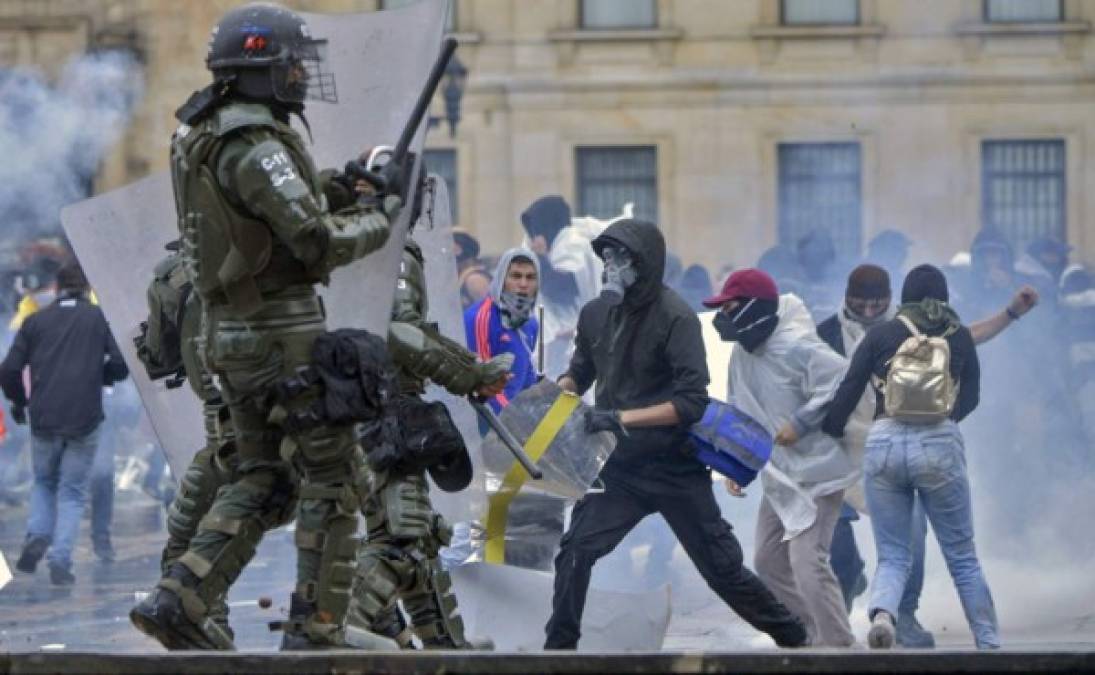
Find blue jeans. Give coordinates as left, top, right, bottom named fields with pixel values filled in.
left=27, top=426, right=101, bottom=569
left=900, top=496, right=928, bottom=618
left=864, top=418, right=999, bottom=649
left=89, top=429, right=115, bottom=546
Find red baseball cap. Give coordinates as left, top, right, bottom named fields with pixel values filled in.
left=702, top=268, right=779, bottom=308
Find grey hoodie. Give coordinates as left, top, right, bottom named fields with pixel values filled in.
left=490, top=247, right=541, bottom=325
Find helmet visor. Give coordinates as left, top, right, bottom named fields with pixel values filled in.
left=272, top=38, right=337, bottom=104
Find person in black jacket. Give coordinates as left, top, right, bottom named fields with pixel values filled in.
left=543, top=218, right=807, bottom=650
left=823, top=264, right=999, bottom=650
left=0, top=261, right=128, bottom=585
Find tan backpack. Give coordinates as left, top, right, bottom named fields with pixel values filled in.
left=882, top=315, right=957, bottom=424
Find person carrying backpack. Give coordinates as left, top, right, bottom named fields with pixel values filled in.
left=823, top=264, right=999, bottom=650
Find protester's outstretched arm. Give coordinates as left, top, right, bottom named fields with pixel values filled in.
left=969, top=285, right=1038, bottom=345
left=823, top=331, right=877, bottom=438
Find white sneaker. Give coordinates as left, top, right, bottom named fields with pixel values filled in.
left=868, top=611, right=896, bottom=649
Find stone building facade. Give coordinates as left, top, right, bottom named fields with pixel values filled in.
left=5, top=0, right=1095, bottom=269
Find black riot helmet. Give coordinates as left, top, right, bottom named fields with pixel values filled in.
left=206, top=3, right=337, bottom=105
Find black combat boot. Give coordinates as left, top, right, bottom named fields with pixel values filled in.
left=129, top=564, right=235, bottom=650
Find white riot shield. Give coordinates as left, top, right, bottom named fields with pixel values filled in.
left=61, top=1, right=450, bottom=476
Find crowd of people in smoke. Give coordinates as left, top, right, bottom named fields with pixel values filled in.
left=1, top=0, right=1093, bottom=657
left=0, top=183, right=1089, bottom=651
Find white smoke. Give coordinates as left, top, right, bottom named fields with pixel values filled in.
left=0, top=50, right=143, bottom=240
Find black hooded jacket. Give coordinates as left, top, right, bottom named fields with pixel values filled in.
left=565, top=220, right=710, bottom=486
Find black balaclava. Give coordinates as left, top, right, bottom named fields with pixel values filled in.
left=714, top=298, right=780, bottom=352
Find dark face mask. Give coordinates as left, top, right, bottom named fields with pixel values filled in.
left=713, top=298, right=778, bottom=352
left=712, top=311, right=738, bottom=342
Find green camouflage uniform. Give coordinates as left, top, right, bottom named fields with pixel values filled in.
left=167, top=100, right=392, bottom=646
left=345, top=241, right=505, bottom=649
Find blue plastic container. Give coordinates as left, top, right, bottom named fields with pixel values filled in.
left=688, top=400, right=772, bottom=486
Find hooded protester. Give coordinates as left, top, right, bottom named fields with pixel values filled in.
left=543, top=220, right=807, bottom=651
left=823, top=264, right=999, bottom=650
left=464, top=247, right=541, bottom=413
left=520, top=195, right=606, bottom=379
left=713, top=269, right=858, bottom=647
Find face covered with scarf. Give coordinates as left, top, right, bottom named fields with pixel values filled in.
left=712, top=298, right=779, bottom=352
left=704, top=268, right=781, bottom=352
left=842, top=264, right=892, bottom=328
left=490, top=248, right=541, bottom=329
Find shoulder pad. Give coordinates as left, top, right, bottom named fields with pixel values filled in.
left=210, top=103, right=278, bottom=138
left=404, top=239, right=425, bottom=264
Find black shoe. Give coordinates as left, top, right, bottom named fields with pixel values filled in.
left=15, top=536, right=49, bottom=573
left=129, top=566, right=234, bottom=650
left=48, top=563, right=75, bottom=586
left=93, top=539, right=116, bottom=563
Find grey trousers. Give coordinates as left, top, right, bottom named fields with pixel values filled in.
left=755, top=489, right=855, bottom=647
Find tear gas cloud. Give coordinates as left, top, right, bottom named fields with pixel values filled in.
left=0, top=50, right=143, bottom=242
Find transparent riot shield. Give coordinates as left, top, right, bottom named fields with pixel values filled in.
left=61, top=1, right=450, bottom=476
left=414, top=175, right=486, bottom=523
left=477, top=380, right=616, bottom=569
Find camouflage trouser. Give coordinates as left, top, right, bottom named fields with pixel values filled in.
left=176, top=289, right=361, bottom=645
left=160, top=437, right=247, bottom=632
left=346, top=470, right=467, bottom=649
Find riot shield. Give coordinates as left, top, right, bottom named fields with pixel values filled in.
left=61, top=1, right=450, bottom=476
left=478, top=380, right=616, bottom=568
left=414, top=175, right=486, bottom=523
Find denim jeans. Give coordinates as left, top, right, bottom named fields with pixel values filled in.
left=864, top=418, right=999, bottom=649
left=899, top=496, right=928, bottom=618
left=89, top=429, right=115, bottom=547
left=27, top=426, right=101, bottom=569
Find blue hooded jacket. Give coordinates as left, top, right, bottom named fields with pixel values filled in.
left=464, top=248, right=540, bottom=412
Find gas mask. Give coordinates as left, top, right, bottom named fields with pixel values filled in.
left=711, top=298, right=778, bottom=353
left=600, top=246, right=638, bottom=306
left=498, top=290, right=536, bottom=329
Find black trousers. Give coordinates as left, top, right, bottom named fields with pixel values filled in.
left=543, top=473, right=808, bottom=649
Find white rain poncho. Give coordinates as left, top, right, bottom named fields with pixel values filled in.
left=729, top=294, right=861, bottom=538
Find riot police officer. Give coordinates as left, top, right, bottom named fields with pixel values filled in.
left=130, top=3, right=401, bottom=649
left=131, top=248, right=261, bottom=648
left=342, top=162, right=509, bottom=650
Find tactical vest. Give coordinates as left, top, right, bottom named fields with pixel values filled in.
left=171, top=102, right=324, bottom=317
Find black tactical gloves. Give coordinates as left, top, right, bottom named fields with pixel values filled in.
left=584, top=408, right=628, bottom=437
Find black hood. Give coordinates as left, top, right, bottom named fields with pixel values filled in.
left=520, top=195, right=571, bottom=247
left=592, top=219, right=665, bottom=307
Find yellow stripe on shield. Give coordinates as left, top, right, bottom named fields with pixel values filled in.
left=484, top=391, right=580, bottom=564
